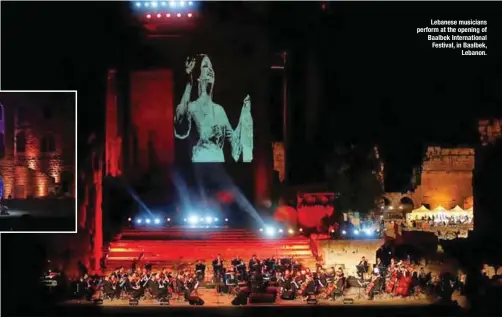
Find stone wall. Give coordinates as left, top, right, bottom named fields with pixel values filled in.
left=384, top=146, right=474, bottom=210
left=317, top=239, right=383, bottom=275
left=0, top=93, right=75, bottom=198
left=415, top=147, right=474, bottom=209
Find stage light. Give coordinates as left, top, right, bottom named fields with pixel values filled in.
left=299, top=228, right=303, bottom=232
left=288, top=229, right=294, bottom=234
left=259, top=228, right=263, bottom=232
left=170, top=1, right=176, bottom=7
left=188, top=216, right=198, bottom=224
left=166, top=13, right=171, bottom=17
left=354, top=229, right=359, bottom=235
left=146, top=218, right=151, bottom=224
left=177, top=13, right=181, bottom=17
left=145, top=2, right=150, bottom=7
left=157, top=13, right=162, bottom=18
left=265, top=227, right=275, bottom=236
left=363, top=228, right=372, bottom=236
left=167, top=218, right=171, bottom=222
left=214, top=217, right=218, bottom=222
left=136, top=2, right=142, bottom=7
left=200, top=217, right=204, bottom=222
left=161, top=1, right=166, bottom=5
left=225, top=218, right=228, bottom=222
left=128, top=217, right=132, bottom=222
left=331, top=229, right=335, bottom=233
left=278, top=229, right=283, bottom=233
left=152, top=1, right=158, bottom=7
left=146, top=14, right=151, bottom=18
left=137, top=218, right=143, bottom=224
left=154, top=218, right=161, bottom=224
left=205, top=216, right=212, bottom=223
left=188, top=1, right=193, bottom=5
left=389, top=206, right=394, bottom=210
left=180, top=1, right=185, bottom=6
left=342, top=230, right=346, bottom=235
left=187, top=12, right=193, bottom=18
left=183, top=218, right=187, bottom=222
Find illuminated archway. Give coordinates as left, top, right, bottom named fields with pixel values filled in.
left=382, top=197, right=391, bottom=206
left=400, top=196, right=415, bottom=208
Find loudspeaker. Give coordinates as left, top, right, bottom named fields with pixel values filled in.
left=307, top=293, right=317, bottom=305
left=187, top=296, right=204, bottom=305
left=93, top=299, right=103, bottom=305
left=249, top=293, right=275, bottom=304
left=280, top=290, right=295, bottom=300
left=129, top=299, right=139, bottom=306
left=231, top=291, right=248, bottom=305
left=159, top=298, right=170, bottom=305
left=343, top=298, right=354, bottom=304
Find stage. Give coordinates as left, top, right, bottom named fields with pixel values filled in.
left=41, top=288, right=462, bottom=317
left=62, top=287, right=432, bottom=307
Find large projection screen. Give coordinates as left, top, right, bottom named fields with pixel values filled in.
left=174, top=54, right=254, bottom=163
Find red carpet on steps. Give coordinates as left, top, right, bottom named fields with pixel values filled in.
left=106, top=227, right=318, bottom=270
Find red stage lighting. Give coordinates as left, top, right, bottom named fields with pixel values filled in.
left=146, top=14, right=152, bottom=19
left=176, top=13, right=181, bottom=17
left=166, top=13, right=171, bottom=17
left=157, top=13, right=162, bottom=18
left=187, top=12, right=192, bottom=18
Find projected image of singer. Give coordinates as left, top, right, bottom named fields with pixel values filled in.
left=174, top=54, right=253, bottom=163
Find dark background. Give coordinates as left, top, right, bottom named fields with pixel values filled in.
left=2, top=2, right=502, bottom=316
left=3, top=1, right=502, bottom=192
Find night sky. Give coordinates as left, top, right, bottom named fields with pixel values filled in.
left=2, top=1, right=502, bottom=191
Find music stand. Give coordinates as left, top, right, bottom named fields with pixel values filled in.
left=213, top=280, right=224, bottom=305
left=356, top=279, right=368, bottom=299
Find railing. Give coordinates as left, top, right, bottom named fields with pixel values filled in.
left=308, top=235, right=322, bottom=262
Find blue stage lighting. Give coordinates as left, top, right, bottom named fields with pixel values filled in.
left=145, top=2, right=150, bottom=7
left=188, top=1, right=193, bottom=5
left=154, top=218, right=161, bottom=224
left=161, top=1, right=166, bottom=5
left=136, top=2, right=142, bottom=7
left=205, top=216, right=212, bottom=223
left=146, top=218, right=151, bottom=224
left=152, top=1, right=158, bottom=7
left=265, top=227, right=275, bottom=236
left=188, top=216, right=198, bottom=224
left=354, top=229, right=359, bottom=235
left=137, top=218, right=143, bottom=224
left=170, top=1, right=176, bottom=7
left=341, top=230, right=346, bottom=235
left=180, top=1, right=185, bottom=7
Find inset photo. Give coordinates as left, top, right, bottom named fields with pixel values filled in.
left=0, top=91, right=76, bottom=232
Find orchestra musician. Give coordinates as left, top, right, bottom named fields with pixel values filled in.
left=356, top=256, right=369, bottom=279
left=128, top=274, right=143, bottom=300
left=280, top=272, right=298, bottom=299
left=327, top=267, right=345, bottom=300
left=212, top=254, right=224, bottom=282
left=301, top=275, right=317, bottom=298
left=195, top=259, right=206, bottom=282
left=249, top=255, right=261, bottom=274
left=366, top=269, right=384, bottom=300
